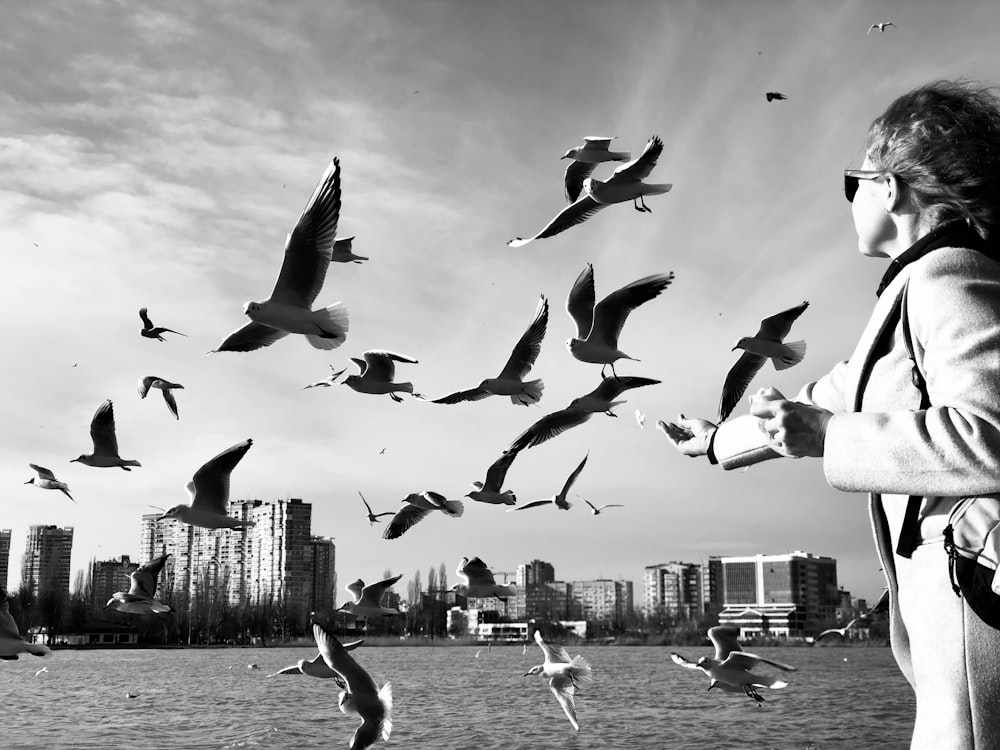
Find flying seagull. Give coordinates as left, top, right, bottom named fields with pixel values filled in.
left=359, top=491, right=394, bottom=525
left=138, top=376, right=184, bottom=420
left=211, top=159, right=349, bottom=353
left=451, top=557, right=516, bottom=601
left=429, top=295, right=548, bottom=406
left=508, top=135, right=670, bottom=246
left=158, top=439, right=255, bottom=529
left=334, top=350, right=421, bottom=402
left=314, top=623, right=393, bottom=750
left=71, top=400, right=141, bottom=470
left=466, top=450, right=518, bottom=505
left=25, top=464, right=76, bottom=503
left=580, top=497, right=624, bottom=515
left=566, top=263, right=674, bottom=377
left=670, top=626, right=796, bottom=703
left=267, top=637, right=364, bottom=679
left=0, top=587, right=52, bottom=660
left=868, top=21, right=895, bottom=34
left=139, top=307, right=186, bottom=341
left=718, top=301, right=809, bottom=421
left=338, top=574, right=404, bottom=618
left=105, top=554, right=173, bottom=615
left=303, top=364, right=344, bottom=389
left=814, top=589, right=889, bottom=643
left=525, top=629, right=593, bottom=731
left=508, top=453, right=588, bottom=512
left=382, top=491, right=464, bottom=540
left=765, top=92, right=788, bottom=102
left=505, top=376, right=661, bottom=453
left=561, top=136, right=631, bottom=202
left=330, top=235, right=369, bottom=264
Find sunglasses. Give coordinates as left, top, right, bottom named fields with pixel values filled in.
left=844, top=169, right=885, bottom=203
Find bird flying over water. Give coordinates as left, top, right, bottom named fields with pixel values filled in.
left=429, top=295, right=548, bottom=406
left=868, top=21, right=895, bottom=33
left=452, top=557, right=516, bottom=601
left=525, top=629, right=593, bottom=731
left=211, top=159, right=349, bottom=353
left=330, top=235, right=369, bottom=264
left=139, top=307, right=186, bottom=341
left=466, top=450, right=518, bottom=505
left=562, top=136, right=631, bottom=202
left=581, top=497, right=624, bottom=515
left=314, top=623, right=393, bottom=750
left=334, top=350, right=421, bottom=402
left=670, top=626, right=796, bottom=703
left=509, top=453, right=588, bottom=512
left=383, top=491, right=464, bottom=540
left=71, top=400, right=141, bottom=470
left=814, top=589, right=889, bottom=643
left=0, top=587, right=52, bottom=660
left=105, top=554, right=173, bottom=615
left=138, top=376, right=184, bottom=420
left=25, top=464, right=75, bottom=503
left=566, top=263, right=674, bottom=377
left=765, top=92, right=788, bottom=102
left=158, top=439, right=254, bottom=529
left=338, top=574, right=403, bottom=618
left=508, top=135, right=670, bottom=246
left=718, top=301, right=809, bottom=421
left=268, top=638, right=363, bottom=679
left=359, top=492, right=395, bottom=525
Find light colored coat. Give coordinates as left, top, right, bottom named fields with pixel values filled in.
left=714, top=246, right=1000, bottom=749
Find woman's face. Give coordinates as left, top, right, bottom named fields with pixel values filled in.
left=851, top=156, right=893, bottom=258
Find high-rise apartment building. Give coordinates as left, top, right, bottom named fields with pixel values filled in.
left=570, top=579, right=633, bottom=626
left=309, top=536, right=337, bottom=612
left=643, top=562, right=703, bottom=619
left=0, top=529, right=11, bottom=590
left=22, top=525, right=74, bottom=599
left=517, top=560, right=554, bottom=588
left=91, top=556, right=140, bottom=609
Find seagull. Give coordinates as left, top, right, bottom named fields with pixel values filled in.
left=429, top=295, right=548, bottom=406
left=814, top=589, right=890, bottom=643
left=70, top=400, right=141, bottom=470
left=580, top=497, right=624, bottom=515
left=505, top=376, right=661, bottom=453
left=359, top=491, right=394, bottom=525
left=670, top=626, right=796, bottom=703
left=330, top=235, right=369, bottom=264
left=466, top=450, right=518, bottom=505
left=508, top=453, right=588, bottom=512
left=314, top=623, right=393, bottom=750
left=451, top=557, right=516, bottom=601
left=338, top=574, right=404, bottom=618
left=868, top=21, right=895, bottom=34
left=211, top=159, right=349, bottom=353
left=561, top=137, right=631, bottom=202
left=25, top=464, right=76, bottom=503
left=158, top=439, right=255, bottom=529
left=139, top=307, right=186, bottom=341
left=566, top=263, right=674, bottom=377
left=525, top=629, right=593, bottom=731
left=303, top=364, right=344, bottom=389
left=635, top=409, right=645, bottom=429
left=765, top=92, right=788, bottom=102
left=508, top=135, right=670, bottom=247
left=35, top=667, right=48, bottom=676
left=0, top=587, right=52, bottom=660
left=335, top=350, right=421, bottom=402
left=105, top=554, right=174, bottom=615
left=383, top=491, right=464, bottom=540
left=267, top=638, right=363, bottom=679
left=719, top=301, right=809, bottom=421
left=137, top=376, right=184, bottom=420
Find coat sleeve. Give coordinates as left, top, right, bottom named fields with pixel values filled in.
left=824, top=248, right=1000, bottom=495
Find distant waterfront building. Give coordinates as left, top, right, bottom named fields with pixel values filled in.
left=517, top=560, right=554, bottom=588
left=0, top=529, right=11, bottom=590
left=90, top=556, right=140, bottom=609
left=518, top=580, right=571, bottom=621
left=22, top=525, right=74, bottom=599
left=570, top=579, right=633, bottom=626
left=700, top=556, right=725, bottom=618
left=643, top=562, right=703, bottom=619
left=717, top=550, right=839, bottom=638
left=308, top=536, right=337, bottom=612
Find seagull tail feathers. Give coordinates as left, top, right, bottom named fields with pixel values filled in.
left=644, top=183, right=673, bottom=195
left=772, top=340, right=806, bottom=371
left=444, top=499, right=465, bottom=517
left=379, top=682, right=393, bottom=740
left=569, top=654, right=593, bottom=682
left=513, top=379, right=544, bottom=405
left=306, top=302, right=349, bottom=350
left=27, top=643, right=53, bottom=658
left=123, top=460, right=142, bottom=468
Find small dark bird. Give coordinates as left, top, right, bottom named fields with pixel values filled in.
left=765, top=92, right=788, bottom=102
left=139, top=307, right=187, bottom=341
left=867, top=21, right=895, bottom=34
left=359, top=491, right=394, bottom=525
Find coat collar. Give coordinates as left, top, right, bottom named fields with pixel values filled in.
left=876, top=220, right=991, bottom=297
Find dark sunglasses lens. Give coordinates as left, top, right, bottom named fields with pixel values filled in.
left=844, top=174, right=859, bottom=203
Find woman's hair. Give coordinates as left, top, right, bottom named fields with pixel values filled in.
left=865, top=80, right=1000, bottom=241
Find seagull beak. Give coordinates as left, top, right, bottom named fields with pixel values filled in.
left=24, top=479, right=32, bottom=484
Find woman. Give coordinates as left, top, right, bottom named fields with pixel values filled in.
left=663, top=81, right=1000, bottom=749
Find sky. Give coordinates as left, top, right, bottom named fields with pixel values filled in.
left=4, top=0, right=1000, bottom=608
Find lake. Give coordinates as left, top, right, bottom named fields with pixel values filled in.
left=0, top=644, right=915, bottom=749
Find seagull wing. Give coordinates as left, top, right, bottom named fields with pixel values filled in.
left=506, top=407, right=592, bottom=453
left=129, top=554, right=169, bottom=599
left=345, top=579, right=366, bottom=603
left=564, top=160, right=598, bottom=202
left=507, top=499, right=555, bottom=511
left=314, top=623, right=379, bottom=695
left=382, top=502, right=432, bottom=540
left=162, top=389, right=179, bottom=420
left=89, top=400, right=120, bottom=457
left=211, top=321, right=289, bottom=353
left=610, top=134, right=663, bottom=182
left=0, top=589, right=23, bottom=639
left=137, top=376, right=155, bottom=398
left=549, top=676, right=580, bottom=731
left=360, top=574, right=403, bottom=607
left=718, top=351, right=767, bottom=421
left=187, top=439, right=253, bottom=513
left=139, top=307, right=154, bottom=330
left=463, top=557, right=498, bottom=586
left=363, top=350, right=418, bottom=383
left=268, top=159, right=340, bottom=308
left=724, top=651, right=797, bottom=672
left=29, top=464, right=57, bottom=481
left=498, top=295, right=549, bottom=380
left=430, top=387, right=491, bottom=405
left=708, top=626, right=743, bottom=661
left=508, top=195, right=604, bottom=247
left=756, top=300, right=809, bottom=341
left=560, top=453, right=589, bottom=496
left=590, top=272, right=674, bottom=347
left=670, top=652, right=700, bottom=670
left=359, top=491, right=375, bottom=515
left=591, top=375, right=662, bottom=401
left=566, top=264, right=596, bottom=339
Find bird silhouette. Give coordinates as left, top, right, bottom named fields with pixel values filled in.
left=765, top=92, right=788, bottom=102
left=868, top=21, right=895, bottom=34
left=139, top=307, right=186, bottom=341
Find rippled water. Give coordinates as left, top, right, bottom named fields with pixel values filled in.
left=1, top=644, right=914, bottom=749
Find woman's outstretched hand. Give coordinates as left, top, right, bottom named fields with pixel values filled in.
left=657, top=414, right=717, bottom=457
left=749, top=386, right=832, bottom=458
